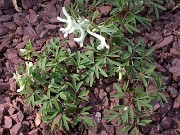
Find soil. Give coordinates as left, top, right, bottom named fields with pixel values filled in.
left=0, top=0, right=180, bottom=135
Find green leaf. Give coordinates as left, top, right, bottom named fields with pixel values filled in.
left=72, top=116, right=79, bottom=127
left=129, top=127, right=139, bottom=135
left=59, top=92, right=67, bottom=100
left=78, top=90, right=89, bottom=98
left=158, top=92, right=168, bottom=103
left=62, top=115, right=70, bottom=131
left=129, top=107, right=134, bottom=121
left=65, top=103, right=77, bottom=108
left=105, top=114, right=119, bottom=122
left=136, top=101, right=141, bottom=111
left=51, top=118, right=57, bottom=131
left=43, top=108, right=57, bottom=113
left=75, top=81, right=83, bottom=91
left=124, top=23, right=140, bottom=34
left=145, top=47, right=154, bottom=56
left=98, top=66, right=108, bottom=77
left=83, top=117, right=94, bottom=127
left=120, top=124, right=133, bottom=133
left=137, top=119, right=152, bottom=126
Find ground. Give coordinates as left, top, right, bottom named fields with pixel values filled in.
left=0, top=0, right=180, bottom=135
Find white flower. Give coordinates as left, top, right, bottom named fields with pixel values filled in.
left=25, top=62, right=33, bottom=75
left=124, top=106, right=128, bottom=111
left=87, top=29, right=109, bottom=50
left=13, top=73, right=25, bottom=92
left=73, top=20, right=85, bottom=47
left=57, top=7, right=74, bottom=38
left=17, top=84, right=25, bottom=92
left=20, top=49, right=27, bottom=54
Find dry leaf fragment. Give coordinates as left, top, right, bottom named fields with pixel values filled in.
left=35, top=112, right=41, bottom=127
left=12, top=0, right=22, bottom=12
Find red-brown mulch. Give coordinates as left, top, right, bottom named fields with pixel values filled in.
left=0, top=0, right=180, bottom=135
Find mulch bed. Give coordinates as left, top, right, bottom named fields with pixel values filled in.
left=0, top=0, right=179, bottom=135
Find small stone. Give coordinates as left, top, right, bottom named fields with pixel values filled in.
left=97, top=6, right=112, bottom=16
left=28, top=129, right=39, bottom=135
left=3, top=22, right=17, bottom=30
left=22, top=0, right=33, bottom=9
left=35, top=21, right=48, bottom=32
left=100, top=130, right=108, bottom=135
left=10, top=123, right=22, bottom=135
left=161, top=116, right=173, bottom=129
left=11, top=113, right=19, bottom=123
left=155, top=35, right=174, bottom=49
left=15, top=27, right=24, bottom=35
left=170, top=48, right=180, bottom=58
left=163, top=76, right=171, bottom=85
left=151, top=112, right=161, bottom=122
left=50, top=17, right=59, bottom=23
left=0, top=15, right=12, bottom=22
left=88, top=129, right=97, bottom=135
left=14, top=17, right=28, bottom=26
left=102, top=77, right=116, bottom=86
left=9, top=77, right=16, bottom=91
left=167, top=86, right=178, bottom=98
left=0, top=62, right=2, bottom=74
left=0, top=128, right=3, bottom=135
left=4, top=116, right=13, bottom=129
left=24, top=24, right=36, bottom=37
left=28, top=9, right=38, bottom=24
left=162, top=129, right=179, bottom=135
left=174, top=12, right=180, bottom=26
left=151, top=100, right=160, bottom=111
left=141, top=125, right=151, bottom=134
left=169, top=58, right=180, bottom=81
left=7, top=104, right=16, bottom=115
left=164, top=22, right=178, bottom=33
left=0, top=24, right=10, bottom=37
left=68, top=34, right=76, bottom=50
left=159, top=103, right=171, bottom=118
left=17, top=112, right=24, bottom=122
left=155, top=62, right=168, bottom=75
left=173, top=94, right=180, bottom=109
left=45, top=24, right=57, bottom=30
left=0, top=83, right=8, bottom=93
left=145, top=31, right=163, bottom=43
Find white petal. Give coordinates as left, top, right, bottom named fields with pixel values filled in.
left=62, top=7, right=72, bottom=32
left=17, top=85, right=24, bottom=92
left=73, top=21, right=85, bottom=47
left=57, top=16, right=67, bottom=23
left=87, top=29, right=109, bottom=50
left=68, top=26, right=75, bottom=34
left=64, top=32, right=68, bottom=38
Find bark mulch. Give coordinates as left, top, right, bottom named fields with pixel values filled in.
left=0, top=0, right=180, bottom=135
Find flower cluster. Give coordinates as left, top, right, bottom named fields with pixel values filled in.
left=13, top=61, right=34, bottom=92
left=57, top=7, right=109, bottom=50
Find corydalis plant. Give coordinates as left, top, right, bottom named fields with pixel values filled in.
left=57, top=7, right=110, bottom=50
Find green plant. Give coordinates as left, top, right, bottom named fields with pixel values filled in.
left=14, top=39, right=95, bottom=132
left=14, top=0, right=167, bottom=134
left=104, top=39, right=167, bottom=134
